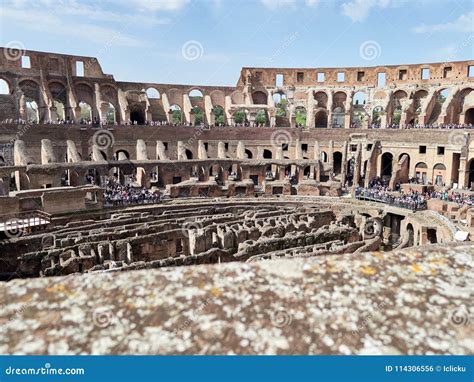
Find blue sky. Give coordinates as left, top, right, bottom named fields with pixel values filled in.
left=1, top=0, right=473, bottom=86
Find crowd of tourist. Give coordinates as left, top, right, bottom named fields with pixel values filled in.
left=3, top=116, right=473, bottom=131
left=355, top=184, right=427, bottom=211
left=357, top=176, right=474, bottom=210
left=102, top=179, right=161, bottom=207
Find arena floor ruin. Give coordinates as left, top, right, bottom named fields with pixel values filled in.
left=0, top=49, right=473, bottom=355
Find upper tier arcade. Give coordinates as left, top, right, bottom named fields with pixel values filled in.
left=0, top=48, right=473, bottom=128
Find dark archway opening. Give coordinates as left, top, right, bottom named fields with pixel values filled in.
left=333, top=152, right=342, bottom=175
left=130, top=108, right=145, bottom=124
left=468, top=159, right=474, bottom=188
left=427, top=228, right=437, bottom=244
left=466, top=108, right=474, bottom=125
left=315, top=110, right=328, bottom=128
left=381, top=152, right=393, bottom=179
left=263, top=149, right=272, bottom=159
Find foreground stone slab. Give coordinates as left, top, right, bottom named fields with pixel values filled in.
left=0, top=243, right=472, bottom=355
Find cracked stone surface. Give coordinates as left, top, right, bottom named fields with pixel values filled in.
left=0, top=243, right=473, bottom=355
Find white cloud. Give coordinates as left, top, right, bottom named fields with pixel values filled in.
left=340, top=0, right=391, bottom=22
left=413, top=11, right=474, bottom=33
left=260, top=0, right=319, bottom=9
left=126, top=0, right=190, bottom=11
left=0, top=0, right=147, bottom=47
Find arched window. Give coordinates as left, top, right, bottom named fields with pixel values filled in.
left=79, top=101, right=92, bottom=121
left=25, top=97, right=39, bottom=122
left=192, top=106, right=204, bottom=125
left=189, top=89, right=203, bottom=98
left=0, top=79, right=9, bottom=95
left=170, top=104, right=182, bottom=124
left=213, top=105, right=225, bottom=125
left=146, top=87, right=160, bottom=99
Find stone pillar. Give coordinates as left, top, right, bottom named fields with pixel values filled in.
left=351, top=143, right=362, bottom=194
left=344, top=113, right=351, bottom=128
left=41, top=139, right=57, bottom=164
left=328, top=140, right=334, bottom=179
left=294, top=139, right=303, bottom=160
left=458, top=158, right=468, bottom=189
left=341, top=141, right=348, bottom=185
left=189, top=109, right=196, bottom=126
left=236, top=141, right=246, bottom=159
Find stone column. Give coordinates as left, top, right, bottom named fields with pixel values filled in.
left=341, top=141, right=348, bottom=185
left=328, top=140, right=334, bottom=180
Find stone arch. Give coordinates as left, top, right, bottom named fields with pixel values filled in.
left=352, top=91, right=367, bottom=106
left=371, top=106, right=383, bottom=126
left=79, top=101, right=92, bottom=121
left=213, top=105, right=225, bottom=125
left=465, top=108, right=474, bottom=125
left=245, top=149, right=253, bottom=159
left=130, top=103, right=146, bottom=124
left=192, top=106, right=204, bottom=125
left=189, top=88, right=204, bottom=98
left=333, top=151, right=343, bottom=174
left=314, top=109, right=328, bottom=128
left=433, top=163, right=446, bottom=186
left=273, top=91, right=287, bottom=125
left=115, top=150, right=130, bottom=160
left=427, top=228, right=437, bottom=244
left=413, top=90, right=428, bottom=113
left=321, top=151, right=328, bottom=163
left=169, top=104, right=182, bottom=124
left=0, top=78, right=11, bottom=94
left=332, top=106, right=345, bottom=128
left=427, top=88, right=450, bottom=124
left=75, top=82, right=94, bottom=107
left=252, top=91, right=267, bottom=105
left=146, top=87, right=160, bottom=99
left=166, top=88, right=183, bottom=107
left=468, top=158, right=474, bottom=187
left=391, top=90, right=408, bottom=125
left=185, top=149, right=193, bottom=159
left=381, top=152, right=393, bottom=179
left=406, top=223, right=414, bottom=246
left=295, top=106, right=307, bottom=127
left=102, top=102, right=116, bottom=123
left=313, top=91, right=328, bottom=108
left=352, top=91, right=367, bottom=127
left=263, top=149, right=272, bottom=159
left=230, top=90, right=244, bottom=105
left=210, top=90, right=225, bottom=106
left=332, top=91, right=347, bottom=111
left=415, top=162, right=428, bottom=184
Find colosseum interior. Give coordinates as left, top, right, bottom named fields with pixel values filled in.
left=0, top=48, right=473, bottom=355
